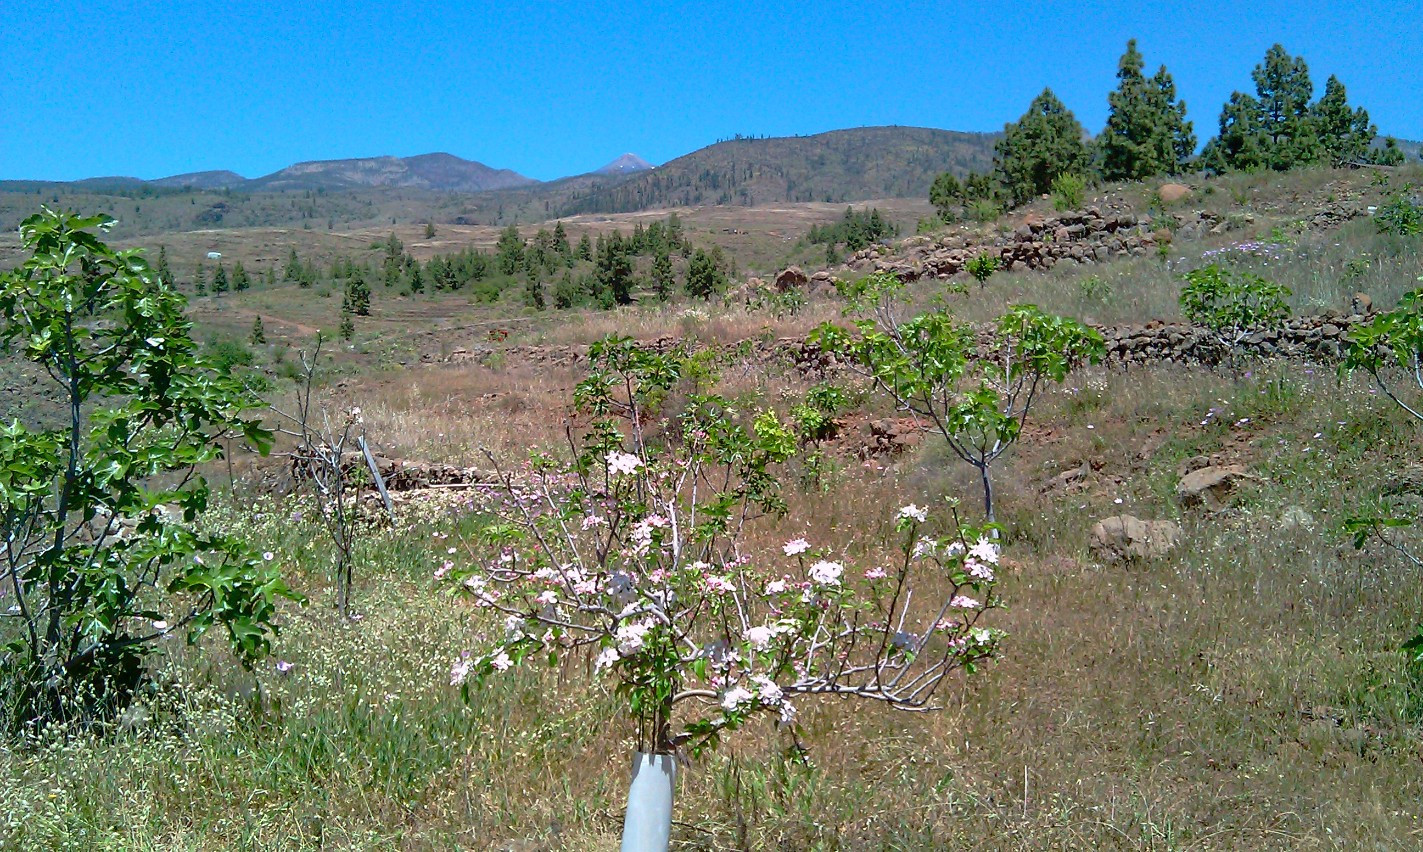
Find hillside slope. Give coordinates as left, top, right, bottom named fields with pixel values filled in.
left=247, top=152, right=537, bottom=192
left=556, top=127, right=998, bottom=215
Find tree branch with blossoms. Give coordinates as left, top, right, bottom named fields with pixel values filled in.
left=443, top=336, right=1006, bottom=758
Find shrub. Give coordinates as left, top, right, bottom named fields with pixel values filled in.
left=1180, top=263, right=1292, bottom=370
left=0, top=210, right=296, bottom=734
left=1051, top=173, right=1086, bottom=211
left=966, top=252, right=1001, bottom=287
left=1375, top=192, right=1422, bottom=236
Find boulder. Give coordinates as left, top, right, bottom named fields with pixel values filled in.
left=1158, top=183, right=1191, bottom=204
left=773, top=266, right=809, bottom=291
left=1177, top=464, right=1256, bottom=509
left=1089, top=515, right=1183, bottom=561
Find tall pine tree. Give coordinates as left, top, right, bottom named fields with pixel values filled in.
left=1098, top=41, right=1195, bottom=181
left=993, top=88, right=1089, bottom=206
left=1312, top=75, right=1375, bottom=166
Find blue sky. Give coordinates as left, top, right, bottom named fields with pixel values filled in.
left=2, top=1, right=1419, bottom=181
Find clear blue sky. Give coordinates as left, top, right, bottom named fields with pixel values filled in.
left=2, top=1, right=1419, bottom=182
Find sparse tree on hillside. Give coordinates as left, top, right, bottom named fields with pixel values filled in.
left=684, top=248, right=725, bottom=300
left=284, top=248, right=302, bottom=282
left=1098, top=40, right=1195, bottom=180
left=496, top=224, right=524, bottom=276
left=232, top=260, right=250, bottom=292
left=576, top=232, right=593, bottom=261
left=212, top=263, right=229, bottom=294
left=596, top=237, right=635, bottom=305
left=1313, top=75, right=1376, bottom=166
left=346, top=271, right=371, bottom=317
left=194, top=260, right=207, bottom=295
left=993, top=88, right=1090, bottom=207
left=651, top=248, right=675, bottom=302
left=250, top=315, right=266, bottom=345
left=424, top=221, right=436, bottom=239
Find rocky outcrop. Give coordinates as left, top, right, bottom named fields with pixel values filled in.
left=1089, top=515, right=1183, bottom=561
left=1100, top=312, right=1365, bottom=366
left=1177, top=464, right=1257, bottom=509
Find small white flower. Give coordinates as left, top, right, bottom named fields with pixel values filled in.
left=450, top=657, right=472, bottom=686
left=751, top=676, right=782, bottom=705
left=488, top=651, right=513, bottom=672
left=898, top=504, right=927, bottom=523
left=764, top=579, right=788, bottom=595
left=951, top=595, right=980, bottom=609
left=721, top=685, right=754, bottom=711
left=594, top=646, right=619, bottom=671
left=605, top=451, right=643, bottom=476
left=808, top=560, right=843, bottom=587
left=151, top=620, right=169, bottom=632
left=536, top=590, right=558, bottom=605
left=967, top=539, right=999, bottom=565
left=745, top=625, right=775, bottom=650
left=782, top=538, right=810, bottom=556
left=262, top=551, right=275, bottom=562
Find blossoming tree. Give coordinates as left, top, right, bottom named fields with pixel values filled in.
left=444, top=336, right=1003, bottom=849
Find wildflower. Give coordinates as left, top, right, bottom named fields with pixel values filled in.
left=782, top=538, right=810, bottom=556
left=606, top=451, right=643, bottom=476
left=721, top=686, right=754, bottom=711
left=276, top=660, right=294, bottom=674
left=434, top=560, right=454, bottom=580
left=951, top=595, right=980, bottom=609
left=262, top=551, right=275, bottom=562
left=808, top=560, right=843, bottom=586
left=898, top=504, right=927, bottom=523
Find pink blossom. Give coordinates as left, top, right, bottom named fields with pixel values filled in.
left=606, top=451, right=643, bottom=476
left=449, top=655, right=472, bottom=685
left=764, top=579, right=788, bottom=595
left=704, top=575, right=736, bottom=594
left=782, top=538, right=810, bottom=556
left=721, top=686, right=754, bottom=711
left=745, top=625, right=775, bottom=650
left=951, top=595, right=980, bottom=609
left=864, top=567, right=887, bottom=580
left=434, top=560, right=454, bottom=580
left=488, top=651, right=513, bottom=672
left=968, top=539, right=999, bottom=565
left=965, top=558, right=995, bottom=581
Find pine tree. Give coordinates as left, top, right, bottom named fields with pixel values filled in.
left=993, top=88, right=1090, bottom=206
left=1313, top=75, right=1375, bottom=166
left=194, top=262, right=207, bottom=296
left=1201, top=92, right=1268, bottom=172
left=553, top=221, right=570, bottom=258
left=1098, top=41, right=1195, bottom=180
left=424, top=221, right=436, bottom=239
left=577, top=232, right=593, bottom=261
left=250, top=316, right=266, bottom=345
left=496, top=224, right=524, bottom=276
left=346, top=272, right=371, bottom=316
left=232, top=261, right=250, bottom=291
left=596, top=238, right=634, bottom=305
left=408, top=263, right=424, bottom=294
left=212, top=263, right=229, bottom=294
left=265, top=266, right=276, bottom=288
left=524, top=275, right=546, bottom=310
left=684, top=248, right=725, bottom=300
left=339, top=298, right=355, bottom=341
left=650, top=249, right=674, bottom=302
left=283, top=249, right=301, bottom=282
left=929, top=172, right=964, bottom=220
left=1252, top=44, right=1319, bottom=169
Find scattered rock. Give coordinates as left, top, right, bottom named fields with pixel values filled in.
left=1351, top=292, right=1373, bottom=315
left=1158, top=183, right=1191, bottom=204
left=1089, top=515, right=1183, bottom=561
left=773, top=266, right=809, bottom=291
left=1177, top=464, right=1257, bottom=509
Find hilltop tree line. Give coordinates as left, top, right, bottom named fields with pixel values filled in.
left=930, top=41, right=1410, bottom=219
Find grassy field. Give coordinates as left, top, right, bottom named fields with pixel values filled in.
left=4, top=165, right=1423, bottom=849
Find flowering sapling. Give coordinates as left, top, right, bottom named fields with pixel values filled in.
left=445, top=336, right=1005, bottom=759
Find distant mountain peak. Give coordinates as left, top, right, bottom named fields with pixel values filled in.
left=595, top=153, right=654, bottom=175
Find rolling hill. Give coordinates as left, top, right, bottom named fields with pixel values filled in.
left=555, top=127, right=999, bottom=215
left=246, top=152, right=537, bottom=193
